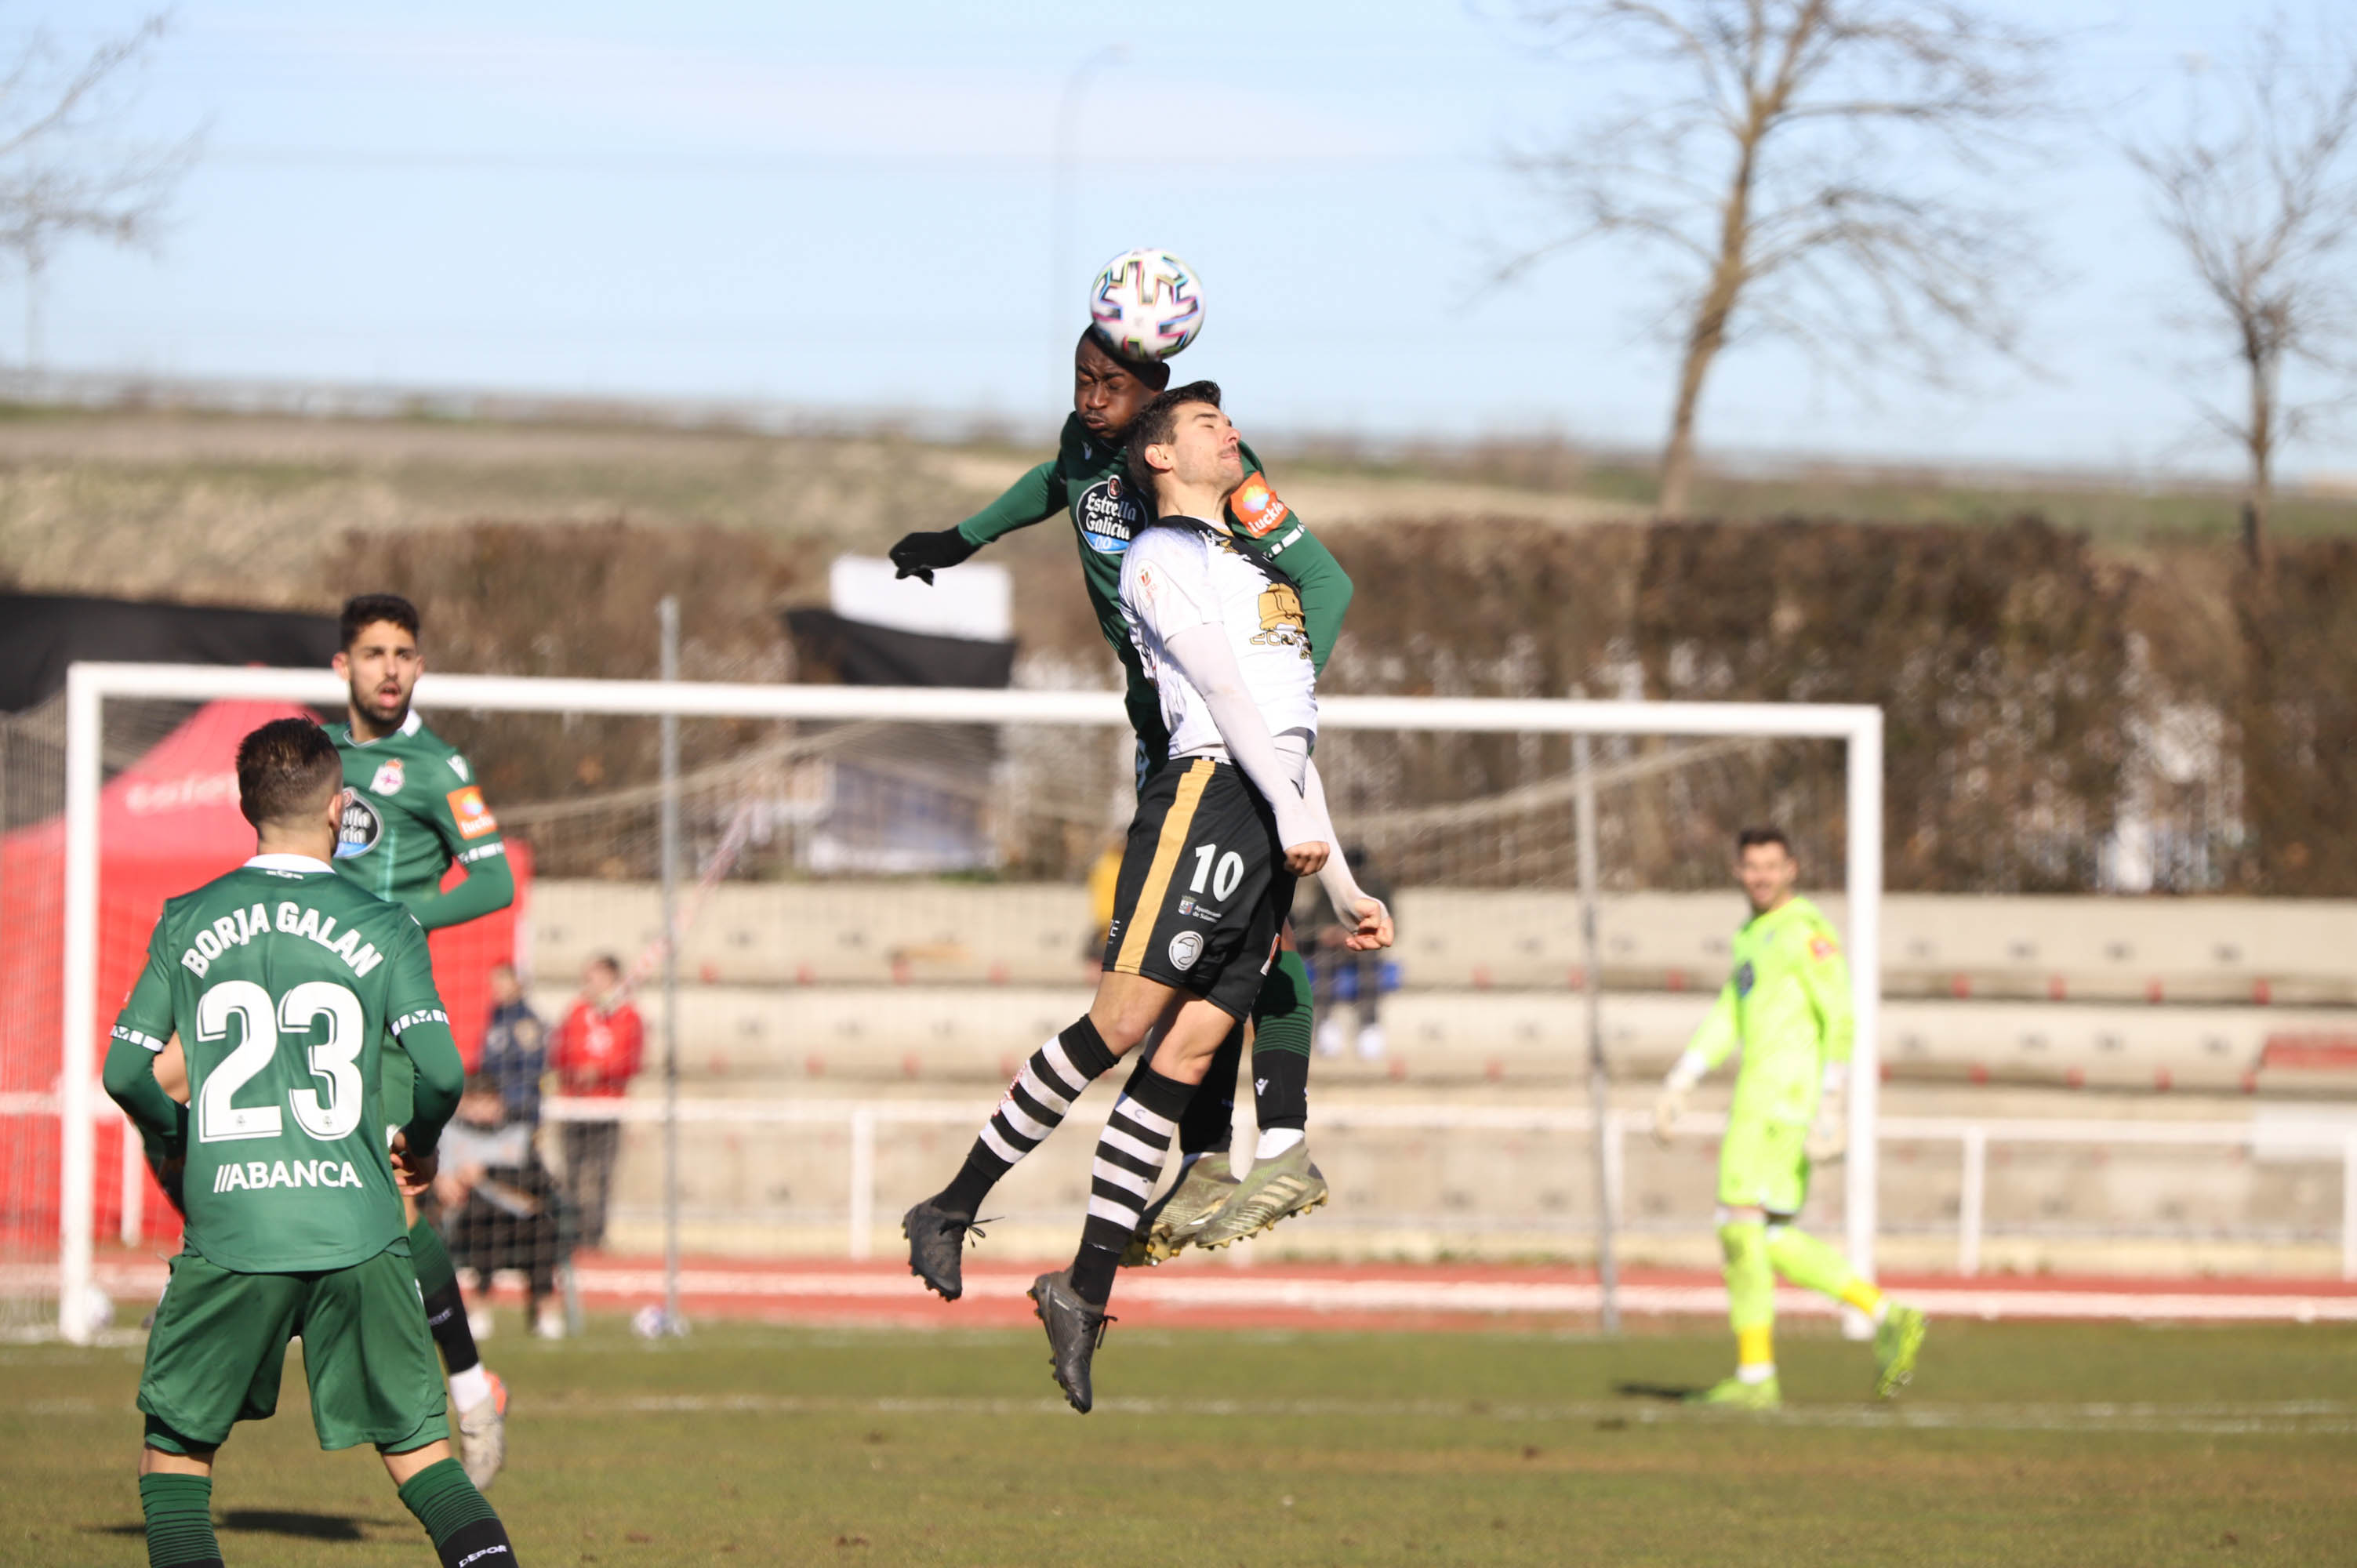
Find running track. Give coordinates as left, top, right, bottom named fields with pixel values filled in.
left=77, top=1253, right=2355, bottom=1331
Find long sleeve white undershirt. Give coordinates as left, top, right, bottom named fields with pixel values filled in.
left=1162, top=622, right=1320, bottom=848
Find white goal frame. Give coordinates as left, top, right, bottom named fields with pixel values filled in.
left=51, top=661, right=1883, bottom=1342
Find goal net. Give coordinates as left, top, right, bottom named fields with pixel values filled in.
left=5, top=662, right=1885, bottom=1341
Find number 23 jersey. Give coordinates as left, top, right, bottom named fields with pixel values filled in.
left=111, top=859, right=451, bottom=1273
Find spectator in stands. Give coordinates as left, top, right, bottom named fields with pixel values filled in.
left=436, top=1075, right=566, bottom=1340
left=1302, top=844, right=1396, bottom=1059
left=549, top=953, right=643, bottom=1250
left=478, top=962, right=547, bottom=1127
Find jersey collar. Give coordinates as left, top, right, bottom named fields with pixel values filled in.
left=343, top=708, right=423, bottom=747
left=245, top=853, right=333, bottom=874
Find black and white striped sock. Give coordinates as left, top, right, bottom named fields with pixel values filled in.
left=935, top=1017, right=1118, bottom=1216
left=1070, top=1062, right=1195, bottom=1304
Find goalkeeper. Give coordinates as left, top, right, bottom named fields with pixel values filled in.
left=1652, top=826, right=1925, bottom=1408
left=889, top=324, right=1352, bottom=1261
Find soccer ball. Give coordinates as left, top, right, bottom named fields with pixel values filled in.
left=1088, top=247, right=1204, bottom=361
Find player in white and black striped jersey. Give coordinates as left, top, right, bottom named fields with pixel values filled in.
left=902, top=381, right=1393, bottom=1411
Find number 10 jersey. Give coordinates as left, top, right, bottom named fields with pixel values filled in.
left=111, top=857, right=453, bottom=1273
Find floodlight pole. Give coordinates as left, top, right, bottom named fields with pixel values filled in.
left=1573, top=734, right=1619, bottom=1334
left=658, top=597, right=683, bottom=1332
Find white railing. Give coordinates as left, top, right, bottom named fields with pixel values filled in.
left=518, top=1096, right=2357, bottom=1281
left=39, top=1087, right=2356, bottom=1284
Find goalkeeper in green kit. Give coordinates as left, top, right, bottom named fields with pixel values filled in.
left=328, top=593, right=517, bottom=1485
left=892, top=306, right=1352, bottom=1274
left=1652, top=826, right=1926, bottom=1408
left=105, top=719, right=520, bottom=1567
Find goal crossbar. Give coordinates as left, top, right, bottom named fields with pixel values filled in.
left=52, top=661, right=1884, bottom=1341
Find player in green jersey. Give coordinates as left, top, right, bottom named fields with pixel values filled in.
left=891, top=327, right=1351, bottom=1263
left=329, top=593, right=517, bottom=1486
left=1652, top=826, right=1927, bottom=1408
left=104, top=718, right=521, bottom=1568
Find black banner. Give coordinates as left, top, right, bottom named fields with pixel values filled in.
left=783, top=608, right=1015, bottom=689
left=0, top=594, right=340, bottom=713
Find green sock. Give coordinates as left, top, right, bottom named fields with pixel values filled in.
left=139, top=1473, right=220, bottom=1568
left=397, top=1456, right=510, bottom=1565
left=408, top=1214, right=457, bottom=1298
left=1248, top=949, right=1313, bottom=1131
left=1719, top=1220, right=1774, bottom=1358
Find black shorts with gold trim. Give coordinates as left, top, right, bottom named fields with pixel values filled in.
left=1102, top=756, right=1295, bottom=1019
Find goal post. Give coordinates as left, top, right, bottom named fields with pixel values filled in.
left=46, top=659, right=1883, bottom=1343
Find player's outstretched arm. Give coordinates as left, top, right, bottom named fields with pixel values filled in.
left=890, top=460, right=1066, bottom=582
left=1654, top=982, right=1739, bottom=1145
left=1161, top=622, right=1326, bottom=873
left=1301, top=758, right=1391, bottom=949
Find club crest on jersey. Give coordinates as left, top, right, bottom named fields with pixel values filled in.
left=447, top=786, right=498, bottom=840
left=335, top=789, right=383, bottom=859
left=1075, top=475, right=1146, bottom=555
left=1252, top=583, right=1309, bottom=655
left=1229, top=474, right=1291, bottom=538
left=369, top=760, right=404, bottom=796
left=1168, top=930, right=1204, bottom=971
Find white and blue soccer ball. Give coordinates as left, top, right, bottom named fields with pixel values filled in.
left=1088, top=247, right=1204, bottom=361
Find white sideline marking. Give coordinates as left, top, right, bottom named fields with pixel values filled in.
left=535, top=1392, right=2357, bottom=1436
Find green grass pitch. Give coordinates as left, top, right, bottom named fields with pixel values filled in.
left=5, top=1316, right=2352, bottom=1566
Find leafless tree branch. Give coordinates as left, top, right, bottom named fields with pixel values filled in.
left=0, top=13, right=198, bottom=365
left=2130, top=18, right=2357, bottom=563
left=1498, top=0, right=2057, bottom=515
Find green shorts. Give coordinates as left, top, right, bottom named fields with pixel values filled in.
left=137, top=1246, right=449, bottom=1454
left=1717, top=1116, right=1811, bottom=1215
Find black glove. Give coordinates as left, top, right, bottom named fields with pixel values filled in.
left=888, top=528, right=978, bottom=584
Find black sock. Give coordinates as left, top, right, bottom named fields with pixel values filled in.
left=1071, top=1063, right=1193, bottom=1304
left=420, top=1280, right=482, bottom=1377
left=1251, top=950, right=1313, bottom=1132
left=432, top=1518, right=516, bottom=1567
left=1169, top=1022, right=1241, bottom=1156
left=937, top=1017, right=1117, bottom=1216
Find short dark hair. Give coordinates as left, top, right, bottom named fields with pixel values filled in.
left=340, top=593, right=419, bottom=651
left=1736, top=826, right=1792, bottom=855
left=1077, top=326, right=1171, bottom=392
left=588, top=953, right=623, bottom=978
left=1124, top=379, right=1224, bottom=502
left=236, top=718, right=343, bottom=828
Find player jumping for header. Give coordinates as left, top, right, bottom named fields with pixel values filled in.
left=911, top=382, right=1391, bottom=1411
left=328, top=593, right=518, bottom=1485
left=1652, top=826, right=1927, bottom=1408
left=891, top=326, right=1355, bottom=1266
left=104, top=718, right=521, bottom=1567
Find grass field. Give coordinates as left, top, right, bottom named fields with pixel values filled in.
left=5, top=1314, right=2353, bottom=1566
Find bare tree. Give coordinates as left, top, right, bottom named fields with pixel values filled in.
left=2131, top=25, right=2357, bottom=565
left=1502, top=2, right=2053, bottom=517
left=0, top=13, right=195, bottom=368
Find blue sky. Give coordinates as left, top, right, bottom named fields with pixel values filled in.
left=27, top=0, right=2357, bottom=477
